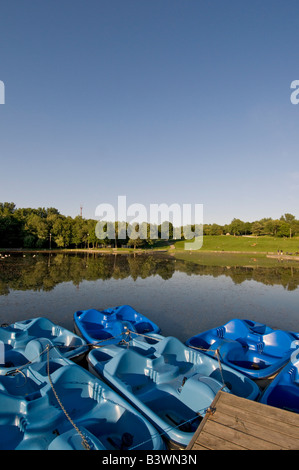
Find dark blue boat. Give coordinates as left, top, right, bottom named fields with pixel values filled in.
left=0, top=338, right=165, bottom=450
left=73, top=305, right=160, bottom=346
left=185, top=319, right=299, bottom=379
left=259, top=347, right=299, bottom=413
left=0, top=317, right=88, bottom=375
left=87, top=334, right=260, bottom=449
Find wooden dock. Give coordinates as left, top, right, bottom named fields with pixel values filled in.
left=187, top=391, right=299, bottom=450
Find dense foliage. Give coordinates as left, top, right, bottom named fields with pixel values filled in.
left=204, top=215, right=299, bottom=238
left=0, top=202, right=298, bottom=249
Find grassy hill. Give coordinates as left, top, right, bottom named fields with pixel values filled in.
left=175, top=235, right=299, bottom=254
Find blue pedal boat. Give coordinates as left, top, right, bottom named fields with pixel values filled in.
left=185, top=319, right=299, bottom=379
left=0, top=317, right=88, bottom=375
left=73, top=305, right=161, bottom=347
left=0, top=338, right=165, bottom=450
left=259, top=347, right=299, bottom=413
left=87, top=334, right=260, bottom=449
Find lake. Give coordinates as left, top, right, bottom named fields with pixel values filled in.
left=0, top=252, right=299, bottom=343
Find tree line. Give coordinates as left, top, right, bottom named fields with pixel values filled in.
left=0, top=202, right=298, bottom=249
left=204, top=214, right=299, bottom=238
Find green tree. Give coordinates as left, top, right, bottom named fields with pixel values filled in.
left=251, top=222, right=264, bottom=236
left=51, top=215, right=73, bottom=248
left=127, top=223, right=145, bottom=249
left=280, top=213, right=296, bottom=238
left=229, top=218, right=245, bottom=236
left=25, top=213, right=48, bottom=247
left=204, top=223, right=224, bottom=236
left=71, top=216, right=84, bottom=248
left=264, top=219, right=281, bottom=236
left=277, top=222, right=291, bottom=238
left=0, top=202, right=16, bottom=215
left=87, top=219, right=98, bottom=248
left=0, top=213, right=23, bottom=247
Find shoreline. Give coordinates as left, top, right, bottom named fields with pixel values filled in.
left=1, top=246, right=299, bottom=257
left=1, top=248, right=299, bottom=270
left=2, top=247, right=299, bottom=258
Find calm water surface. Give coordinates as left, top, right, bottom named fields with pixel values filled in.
left=0, top=252, right=299, bottom=343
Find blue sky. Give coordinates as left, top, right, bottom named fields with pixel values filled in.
left=0, top=0, right=299, bottom=225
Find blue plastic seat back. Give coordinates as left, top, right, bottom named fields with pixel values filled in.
left=215, top=338, right=246, bottom=362
left=114, top=305, right=139, bottom=321
left=262, top=330, right=295, bottom=355
left=78, top=309, right=109, bottom=324
left=108, top=349, right=147, bottom=377
left=243, top=320, right=273, bottom=335
left=24, top=338, right=62, bottom=363
left=224, top=319, right=252, bottom=339
left=0, top=326, right=22, bottom=344
left=154, top=336, right=185, bottom=360
left=22, top=317, right=56, bottom=337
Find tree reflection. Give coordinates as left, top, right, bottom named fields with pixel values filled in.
left=0, top=253, right=299, bottom=295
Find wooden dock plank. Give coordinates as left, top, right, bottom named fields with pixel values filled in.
left=187, top=391, right=299, bottom=450
left=210, top=403, right=299, bottom=449
left=202, top=419, right=283, bottom=450
left=219, top=391, right=299, bottom=432
left=192, top=429, right=247, bottom=450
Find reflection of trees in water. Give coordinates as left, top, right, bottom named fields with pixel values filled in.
left=0, top=253, right=299, bottom=295
left=0, top=253, right=176, bottom=295
left=174, top=260, right=299, bottom=291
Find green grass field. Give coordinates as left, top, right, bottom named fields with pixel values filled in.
left=173, top=251, right=299, bottom=268
left=171, top=235, right=299, bottom=267
left=175, top=235, right=299, bottom=254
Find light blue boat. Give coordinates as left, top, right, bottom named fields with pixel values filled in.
left=186, top=319, right=299, bottom=379
left=0, top=317, right=88, bottom=375
left=259, top=347, right=299, bottom=413
left=0, top=338, right=165, bottom=450
left=87, top=334, right=260, bottom=448
left=73, top=305, right=161, bottom=346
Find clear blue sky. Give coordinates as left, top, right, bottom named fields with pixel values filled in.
left=0, top=0, right=299, bottom=225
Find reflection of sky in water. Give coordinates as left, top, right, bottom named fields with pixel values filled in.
left=1, top=269, right=298, bottom=343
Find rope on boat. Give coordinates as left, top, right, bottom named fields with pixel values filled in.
left=4, top=346, right=51, bottom=377
left=44, top=340, right=212, bottom=451
left=46, top=344, right=91, bottom=451
left=91, top=326, right=159, bottom=347
left=7, top=368, right=28, bottom=388
left=2, top=329, right=228, bottom=450
left=128, top=407, right=209, bottom=450
left=123, top=329, right=228, bottom=389
left=215, top=348, right=226, bottom=387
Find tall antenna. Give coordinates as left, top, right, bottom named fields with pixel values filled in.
left=80, top=205, right=83, bottom=217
